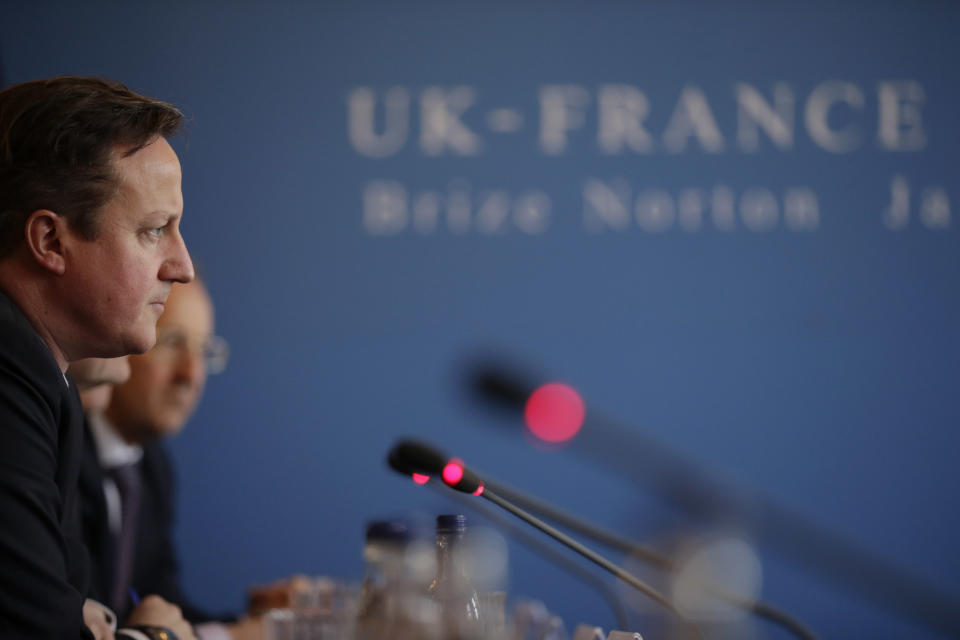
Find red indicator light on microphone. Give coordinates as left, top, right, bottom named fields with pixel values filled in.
left=442, top=459, right=465, bottom=485
left=524, top=382, right=585, bottom=444
left=412, top=473, right=430, bottom=485
left=473, top=484, right=484, bottom=496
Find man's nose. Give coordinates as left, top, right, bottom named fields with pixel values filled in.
left=173, top=346, right=206, bottom=386
left=159, top=229, right=194, bottom=284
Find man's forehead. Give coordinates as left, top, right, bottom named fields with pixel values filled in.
left=114, top=136, right=179, bottom=163
left=111, top=138, right=182, bottom=194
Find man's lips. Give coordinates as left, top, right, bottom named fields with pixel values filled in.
left=151, top=287, right=171, bottom=311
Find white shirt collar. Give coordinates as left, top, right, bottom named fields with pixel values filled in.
left=87, top=412, right=143, bottom=469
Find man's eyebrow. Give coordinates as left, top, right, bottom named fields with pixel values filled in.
left=146, top=211, right=179, bottom=223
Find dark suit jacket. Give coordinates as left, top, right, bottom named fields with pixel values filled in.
left=0, top=291, right=93, bottom=639
left=79, top=425, right=231, bottom=624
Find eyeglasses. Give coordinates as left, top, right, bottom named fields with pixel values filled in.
left=153, top=327, right=231, bottom=375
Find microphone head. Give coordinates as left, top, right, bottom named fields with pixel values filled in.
left=467, top=361, right=539, bottom=410
left=441, top=458, right=484, bottom=495
left=387, top=439, right=449, bottom=477
left=387, top=439, right=484, bottom=495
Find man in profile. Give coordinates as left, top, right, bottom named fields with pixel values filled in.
left=0, top=76, right=197, bottom=639
left=81, top=278, right=261, bottom=640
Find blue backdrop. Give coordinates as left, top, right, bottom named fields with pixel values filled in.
left=2, top=2, right=958, bottom=638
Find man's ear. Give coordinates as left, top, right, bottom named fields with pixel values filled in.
left=24, top=209, right=68, bottom=275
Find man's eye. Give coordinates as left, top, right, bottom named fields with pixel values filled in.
left=149, top=226, right=165, bottom=237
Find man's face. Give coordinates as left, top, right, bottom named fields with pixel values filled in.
left=68, top=356, right=132, bottom=392
left=59, top=136, right=194, bottom=359
left=69, top=356, right=131, bottom=414
left=106, top=280, right=214, bottom=442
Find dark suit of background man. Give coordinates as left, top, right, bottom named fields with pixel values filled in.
left=80, top=278, right=260, bottom=640
left=0, top=76, right=197, bottom=640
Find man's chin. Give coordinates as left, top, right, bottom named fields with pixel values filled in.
left=124, top=331, right=159, bottom=355
left=153, top=415, right=189, bottom=438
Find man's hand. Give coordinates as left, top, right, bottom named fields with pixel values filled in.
left=126, top=595, right=197, bottom=640
left=83, top=599, right=116, bottom=640
left=246, top=574, right=312, bottom=615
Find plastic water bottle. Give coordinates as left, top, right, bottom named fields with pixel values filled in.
left=355, top=520, right=440, bottom=640
left=357, top=521, right=411, bottom=619
left=428, top=514, right=485, bottom=640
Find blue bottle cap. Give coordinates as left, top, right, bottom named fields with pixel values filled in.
left=366, top=520, right=410, bottom=542
left=436, top=514, right=467, bottom=534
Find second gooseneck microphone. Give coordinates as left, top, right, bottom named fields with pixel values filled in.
left=386, top=438, right=818, bottom=640
left=387, top=440, right=702, bottom=636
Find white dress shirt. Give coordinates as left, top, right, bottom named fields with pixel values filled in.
left=87, top=412, right=143, bottom=535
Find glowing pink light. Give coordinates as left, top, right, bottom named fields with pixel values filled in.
left=524, top=382, right=586, bottom=444
left=442, top=460, right=464, bottom=485
left=473, top=484, right=485, bottom=496
left=412, top=473, right=430, bottom=485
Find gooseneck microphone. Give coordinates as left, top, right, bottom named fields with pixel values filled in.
left=387, top=439, right=817, bottom=640
left=479, top=477, right=817, bottom=640
left=387, top=442, right=679, bottom=611
left=467, top=363, right=960, bottom=639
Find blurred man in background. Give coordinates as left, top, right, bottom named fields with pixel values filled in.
left=70, top=357, right=132, bottom=414
left=78, top=278, right=261, bottom=639
left=71, top=356, right=194, bottom=640
left=69, top=356, right=132, bottom=638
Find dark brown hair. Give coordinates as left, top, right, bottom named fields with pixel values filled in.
left=0, top=76, right=183, bottom=258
